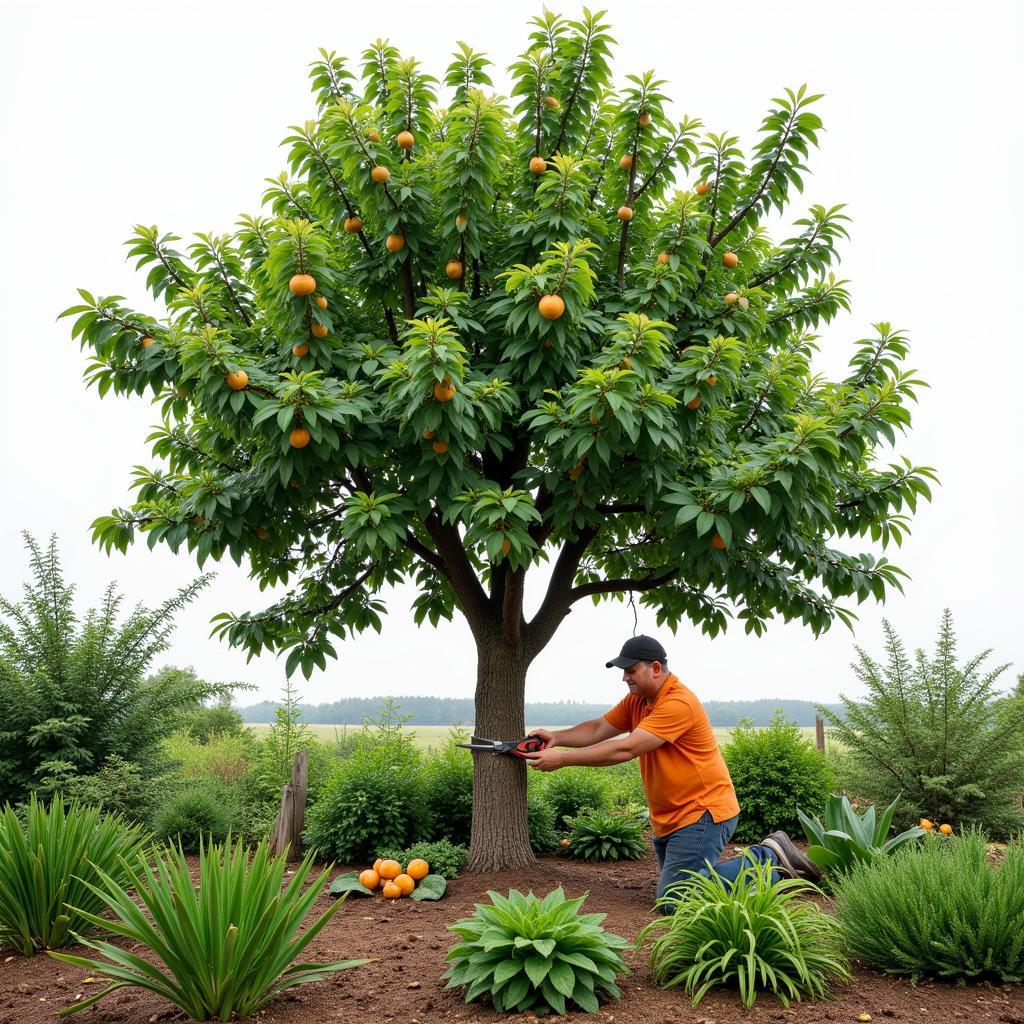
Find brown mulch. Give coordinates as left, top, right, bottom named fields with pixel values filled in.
left=2, top=843, right=1022, bottom=1024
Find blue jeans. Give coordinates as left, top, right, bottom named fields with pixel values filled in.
left=652, top=812, right=780, bottom=913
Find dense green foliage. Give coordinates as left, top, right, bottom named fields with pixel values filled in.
left=566, top=808, right=647, bottom=861
left=50, top=838, right=369, bottom=1019
left=526, top=791, right=560, bottom=853
left=0, top=798, right=149, bottom=956
left=152, top=786, right=233, bottom=850
left=833, top=831, right=1024, bottom=983
left=825, top=610, right=1024, bottom=837
left=181, top=697, right=247, bottom=743
left=443, top=887, right=629, bottom=1015
left=722, top=711, right=832, bottom=842
left=537, top=765, right=612, bottom=829
left=638, top=861, right=850, bottom=1008
left=375, top=839, right=468, bottom=879
left=55, top=754, right=163, bottom=823
left=420, top=735, right=474, bottom=844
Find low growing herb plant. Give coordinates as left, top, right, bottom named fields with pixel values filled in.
left=443, top=887, right=629, bottom=1015
left=375, top=839, right=468, bottom=879
left=567, top=808, right=647, bottom=862
left=637, top=861, right=850, bottom=1008
left=49, top=837, right=369, bottom=1019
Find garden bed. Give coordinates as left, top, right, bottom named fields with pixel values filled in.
left=1, top=844, right=1021, bottom=1024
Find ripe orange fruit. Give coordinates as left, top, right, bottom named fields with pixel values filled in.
left=445, top=260, right=464, bottom=279
left=939, top=823, right=953, bottom=835
left=724, top=292, right=739, bottom=305
left=529, top=156, right=547, bottom=174
left=544, top=95, right=559, bottom=109
left=394, top=873, right=415, bottom=896
left=386, top=233, right=405, bottom=253
left=638, top=111, right=652, bottom=126
left=433, top=375, right=456, bottom=402
left=919, top=818, right=934, bottom=830
left=255, top=526, right=270, bottom=540
left=373, top=858, right=383, bottom=874
left=722, top=251, right=739, bottom=268
left=559, top=838, right=571, bottom=847
left=706, top=374, right=718, bottom=387
left=617, top=205, right=634, bottom=221
left=711, top=533, right=726, bottom=550
left=619, top=154, right=633, bottom=170
left=657, top=252, right=670, bottom=264
left=289, top=427, right=311, bottom=449
left=315, top=295, right=328, bottom=310
left=140, top=335, right=155, bottom=348
left=422, top=429, right=435, bottom=440
left=538, top=294, right=565, bottom=320
left=686, top=395, right=702, bottom=410
left=225, top=370, right=248, bottom=391
left=695, top=180, right=711, bottom=196
left=455, top=213, right=469, bottom=228
left=396, top=130, right=415, bottom=149
left=406, top=858, right=429, bottom=881
left=501, top=536, right=511, bottom=556
left=432, top=439, right=449, bottom=455
left=381, top=880, right=402, bottom=900
left=370, top=165, right=391, bottom=183
left=568, top=464, right=583, bottom=480
left=378, top=859, right=402, bottom=880
left=310, top=323, right=328, bottom=339
left=344, top=217, right=363, bottom=233
left=367, top=130, right=381, bottom=142
left=292, top=343, right=309, bottom=358
left=359, top=868, right=381, bottom=890
left=289, top=274, right=316, bottom=296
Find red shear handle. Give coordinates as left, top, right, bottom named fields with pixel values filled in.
left=512, top=735, right=544, bottom=758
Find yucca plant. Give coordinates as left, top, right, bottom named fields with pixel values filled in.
left=637, top=861, right=850, bottom=1008
left=0, top=796, right=149, bottom=956
left=797, top=793, right=925, bottom=877
left=49, top=837, right=369, bottom=1019
left=443, top=887, right=629, bottom=1015
left=566, top=808, right=647, bottom=862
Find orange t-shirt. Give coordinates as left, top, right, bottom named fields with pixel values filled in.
left=604, top=674, right=739, bottom=837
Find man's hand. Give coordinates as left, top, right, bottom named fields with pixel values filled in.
left=523, top=746, right=566, bottom=772
left=530, top=728, right=558, bottom=750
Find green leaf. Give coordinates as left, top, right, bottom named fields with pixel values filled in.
left=410, top=874, right=446, bottom=901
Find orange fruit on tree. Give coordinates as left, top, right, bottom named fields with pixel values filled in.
left=367, top=130, right=381, bottom=142
left=396, top=130, right=415, bottom=149
left=394, top=873, right=415, bottom=896
left=422, top=429, right=435, bottom=440
left=529, top=156, right=547, bottom=174
left=386, top=233, right=405, bottom=253
left=501, top=536, right=511, bottom=556
left=359, top=868, right=381, bottom=890
left=686, top=395, right=702, bottom=410
left=737, top=296, right=750, bottom=310
left=617, top=205, right=634, bottom=221
left=695, top=180, right=711, bottom=196
left=289, top=427, right=311, bottom=449
left=373, top=858, right=383, bottom=874
left=455, top=213, right=469, bottom=228
left=406, top=858, right=429, bottom=881
left=568, top=464, right=583, bottom=481
left=344, top=216, right=363, bottom=233
left=315, top=295, right=328, bottom=309
left=140, top=335, right=155, bottom=348
left=939, top=823, right=953, bottom=835
left=433, top=375, right=456, bottom=402
left=225, top=370, right=248, bottom=391
left=292, top=343, right=309, bottom=358
left=724, top=292, right=739, bottom=305
left=311, top=323, right=328, bottom=339
left=544, top=95, right=559, bottom=109
left=711, top=533, right=726, bottom=550
left=432, top=439, right=450, bottom=455
left=637, top=111, right=652, bottom=126
left=371, top=165, right=391, bottom=183
left=378, top=859, right=402, bottom=880
left=445, top=260, right=464, bottom=279
left=706, top=374, right=718, bottom=387
left=657, top=252, right=670, bottom=264
left=289, top=274, right=316, bottom=296
left=722, top=251, right=739, bottom=268
left=381, top=880, right=402, bottom=900
left=538, top=294, right=565, bottom=320
left=619, top=154, right=633, bottom=170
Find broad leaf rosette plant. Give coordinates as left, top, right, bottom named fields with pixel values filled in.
left=566, top=808, right=647, bottom=861
left=443, top=886, right=629, bottom=1015
left=797, top=793, right=925, bottom=877
left=49, top=838, right=369, bottom=1019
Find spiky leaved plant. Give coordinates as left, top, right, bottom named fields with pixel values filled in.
left=566, top=807, right=647, bottom=861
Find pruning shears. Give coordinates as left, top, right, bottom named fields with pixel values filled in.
left=456, top=735, right=545, bottom=758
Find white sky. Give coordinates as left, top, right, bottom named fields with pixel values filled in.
left=1, top=0, right=1021, bottom=710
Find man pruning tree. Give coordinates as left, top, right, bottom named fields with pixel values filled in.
left=525, top=634, right=820, bottom=908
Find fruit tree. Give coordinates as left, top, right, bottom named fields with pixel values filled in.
left=64, top=11, right=935, bottom=870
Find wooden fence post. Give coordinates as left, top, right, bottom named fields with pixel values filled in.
left=815, top=714, right=825, bottom=753
left=269, top=750, right=309, bottom=859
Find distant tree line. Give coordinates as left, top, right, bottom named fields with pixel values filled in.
left=238, top=695, right=843, bottom=728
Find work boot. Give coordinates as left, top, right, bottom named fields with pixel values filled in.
left=760, top=831, right=822, bottom=882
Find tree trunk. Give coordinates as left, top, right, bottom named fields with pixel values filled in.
left=465, top=633, right=534, bottom=871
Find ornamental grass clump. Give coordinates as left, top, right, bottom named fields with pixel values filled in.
left=566, top=808, right=647, bottom=861
left=49, top=837, right=369, bottom=1019
left=637, top=861, right=850, bottom=1008
left=0, top=796, right=149, bottom=956
left=832, top=829, right=1024, bottom=983
left=443, top=887, right=629, bottom=1015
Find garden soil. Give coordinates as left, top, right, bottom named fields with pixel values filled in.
left=2, top=843, right=1021, bottom=1024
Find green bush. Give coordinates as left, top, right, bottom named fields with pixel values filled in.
left=375, top=839, right=468, bottom=879
left=420, top=736, right=474, bottom=845
left=56, top=754, right=163, bottom=823
left=722, top=711, right=833, bottom=842
left=567, top=808, right=647, bottom=862
left=180, top=699, right=247, bottom=743
left=50, top=838, right=369, bottom=1018
left=603, top=759, right=647, bottom=809
left=152, top=786, right=232, bottom=850
left=527, top=791, right=559, bottom=853
left=833, top=830, right=1024, bottom=983
left=0, top=797, right=150, bottom=955
left=638, top=861, right=850, bottom=1008
left=537, top=767, right=612, bottom=829
left=443, top=887, right=629, bottom=1014
left=825, top=611, right=1024, bottom=838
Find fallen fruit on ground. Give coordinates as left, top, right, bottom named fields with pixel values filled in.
left=396, top=130, right=414, bottom=149
left=939, top=823, right=953, bottom=835
left=289, top=273, right=316, bottom=296
left=920, top=818, right=934, bottom=830
left=538, top=293, right=565, bottom=319
left=373, top=858, right=383, bottom=874
left=394, top=873, right=416, bottom=896
left=386, top=233, right=405, bottom=253
left=433, top=375, right=456, bottom=402
left=722, top=251, right=739, bottom=268
left=406, top=859, right=430, bottom=881
left=292, top=343, right=309, bottom=358
left=378, top=859, right=402, bottom=880
left=289, top=427, right=311, bottom=449
left=359, top=869, right=381, bottom=890
left=370, top=165, right=391, bottom=183
left=225, top=370, right=248, bottom=391
left=381, top=880, right=402, bottom=899
left=445, top=259, right=463, bottom=279
left=529, top=156, right=547, bottom=174
left=344, top=216, right=363, bottom=233
left=711, top=533, right=726, bottom=550
left=310, top=323, right=328, bottom=338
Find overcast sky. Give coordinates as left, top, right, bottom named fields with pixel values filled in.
left=1, top=0, right=1021, bottom=711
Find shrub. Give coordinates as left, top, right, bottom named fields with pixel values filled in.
left=50, top=838, right=369, bottom=1018
left=604, top=759, right=647, bottom=809
left=374, top=839, right=468, bottom=879
left=567, top=808, right=647, bottom=861
left=152, top=785, right=232, bottom=850
left=420, top=735, right=474, bottom=845
left=527, top=791, right=559, bottom=853
left=56, top=754, right=162, bottom=823
left=0, top=797, right=150, bottom=955
left=825, top=611, right=1024, bottom=838
left=638, top=861, right=850, bottom=1008
left=833, top=830, right=1024, bottom=983
left=721, top=711, right=833, bottom=842
left=443, top=887, right=629, bottom=1014
left=537, top=766, right=612, bottom=829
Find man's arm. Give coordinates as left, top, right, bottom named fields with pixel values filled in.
left=532, top=717, right=622, bottom=749
left=525, top=727, right=665, bottom=771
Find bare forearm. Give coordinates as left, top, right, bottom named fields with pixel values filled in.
left=550, top=720, right=611, bottom=748
left=559, top=738, right=635, bottom=767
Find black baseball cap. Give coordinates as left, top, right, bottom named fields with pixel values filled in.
left=605, top=634, right=668, bottom=669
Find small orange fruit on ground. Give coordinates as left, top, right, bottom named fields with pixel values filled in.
left=394, top=873, right=415, bottom=896
left=455, top=213, right=469, bottom=228
left=432, top=439, right=449, bottom=454
left=422, top=429, right=435, bottom=440
left=359, top=868, right=381, bottom=890
left=140, top=335, right=155, bottom=348
left=292, top=343, right=309, bottom=358
left=920, top=818, right=934, bottom=830
left=638, top=111, right=652, bottom=126
left=568, top=464, right=583, bottom=481
left=371, top=165, right=391, bottom=183
left=445, top=260, right=463, bottom=279
left=225, top=370, right=248, bottom=391
left=396, top=130, right=415, bottom=149
left=373, top=858, right=383, bottom=874
left=724, top=292, right=739, bottom=305
left=711, top=533, right=726, bottom=550
left=315, top=295, right=328, bottom=309
left=706, top=374, right=718, bottom=387
left=311, top=323, right=329, bottom=338
left=501, top=537, right=511, bottom=556
left=687, top=395, right=702, bottom=410
left=344, top=217, right=363, bottom=233
left=657, top=251, right=670, bottom=264
left=695, top=180, right=711, bottom=195
left=378, top=859, right=402, bottom=880
left=386, top=233, right=405, bottom=253
left=538, top=294, right=565, bottom=320
left=529, top=156, right=547, bottom=174
left=289, top=427, right=311, bottom=449
left=381, top=880, right=402, bottom=900
left=406, top=858, right=429, bottom=881
left=433, top=375, right=456, bottom=402
left=619, top=154, right=633, bottom=170
left=544, top=95, right=559, bottom=109
left=617, top=205, right=634, bottom=221
left=722, top=251, right=739, bottom=268
left=939, top=823, right=953, bottom=835
left=289, top=274, right=316, bottom=296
